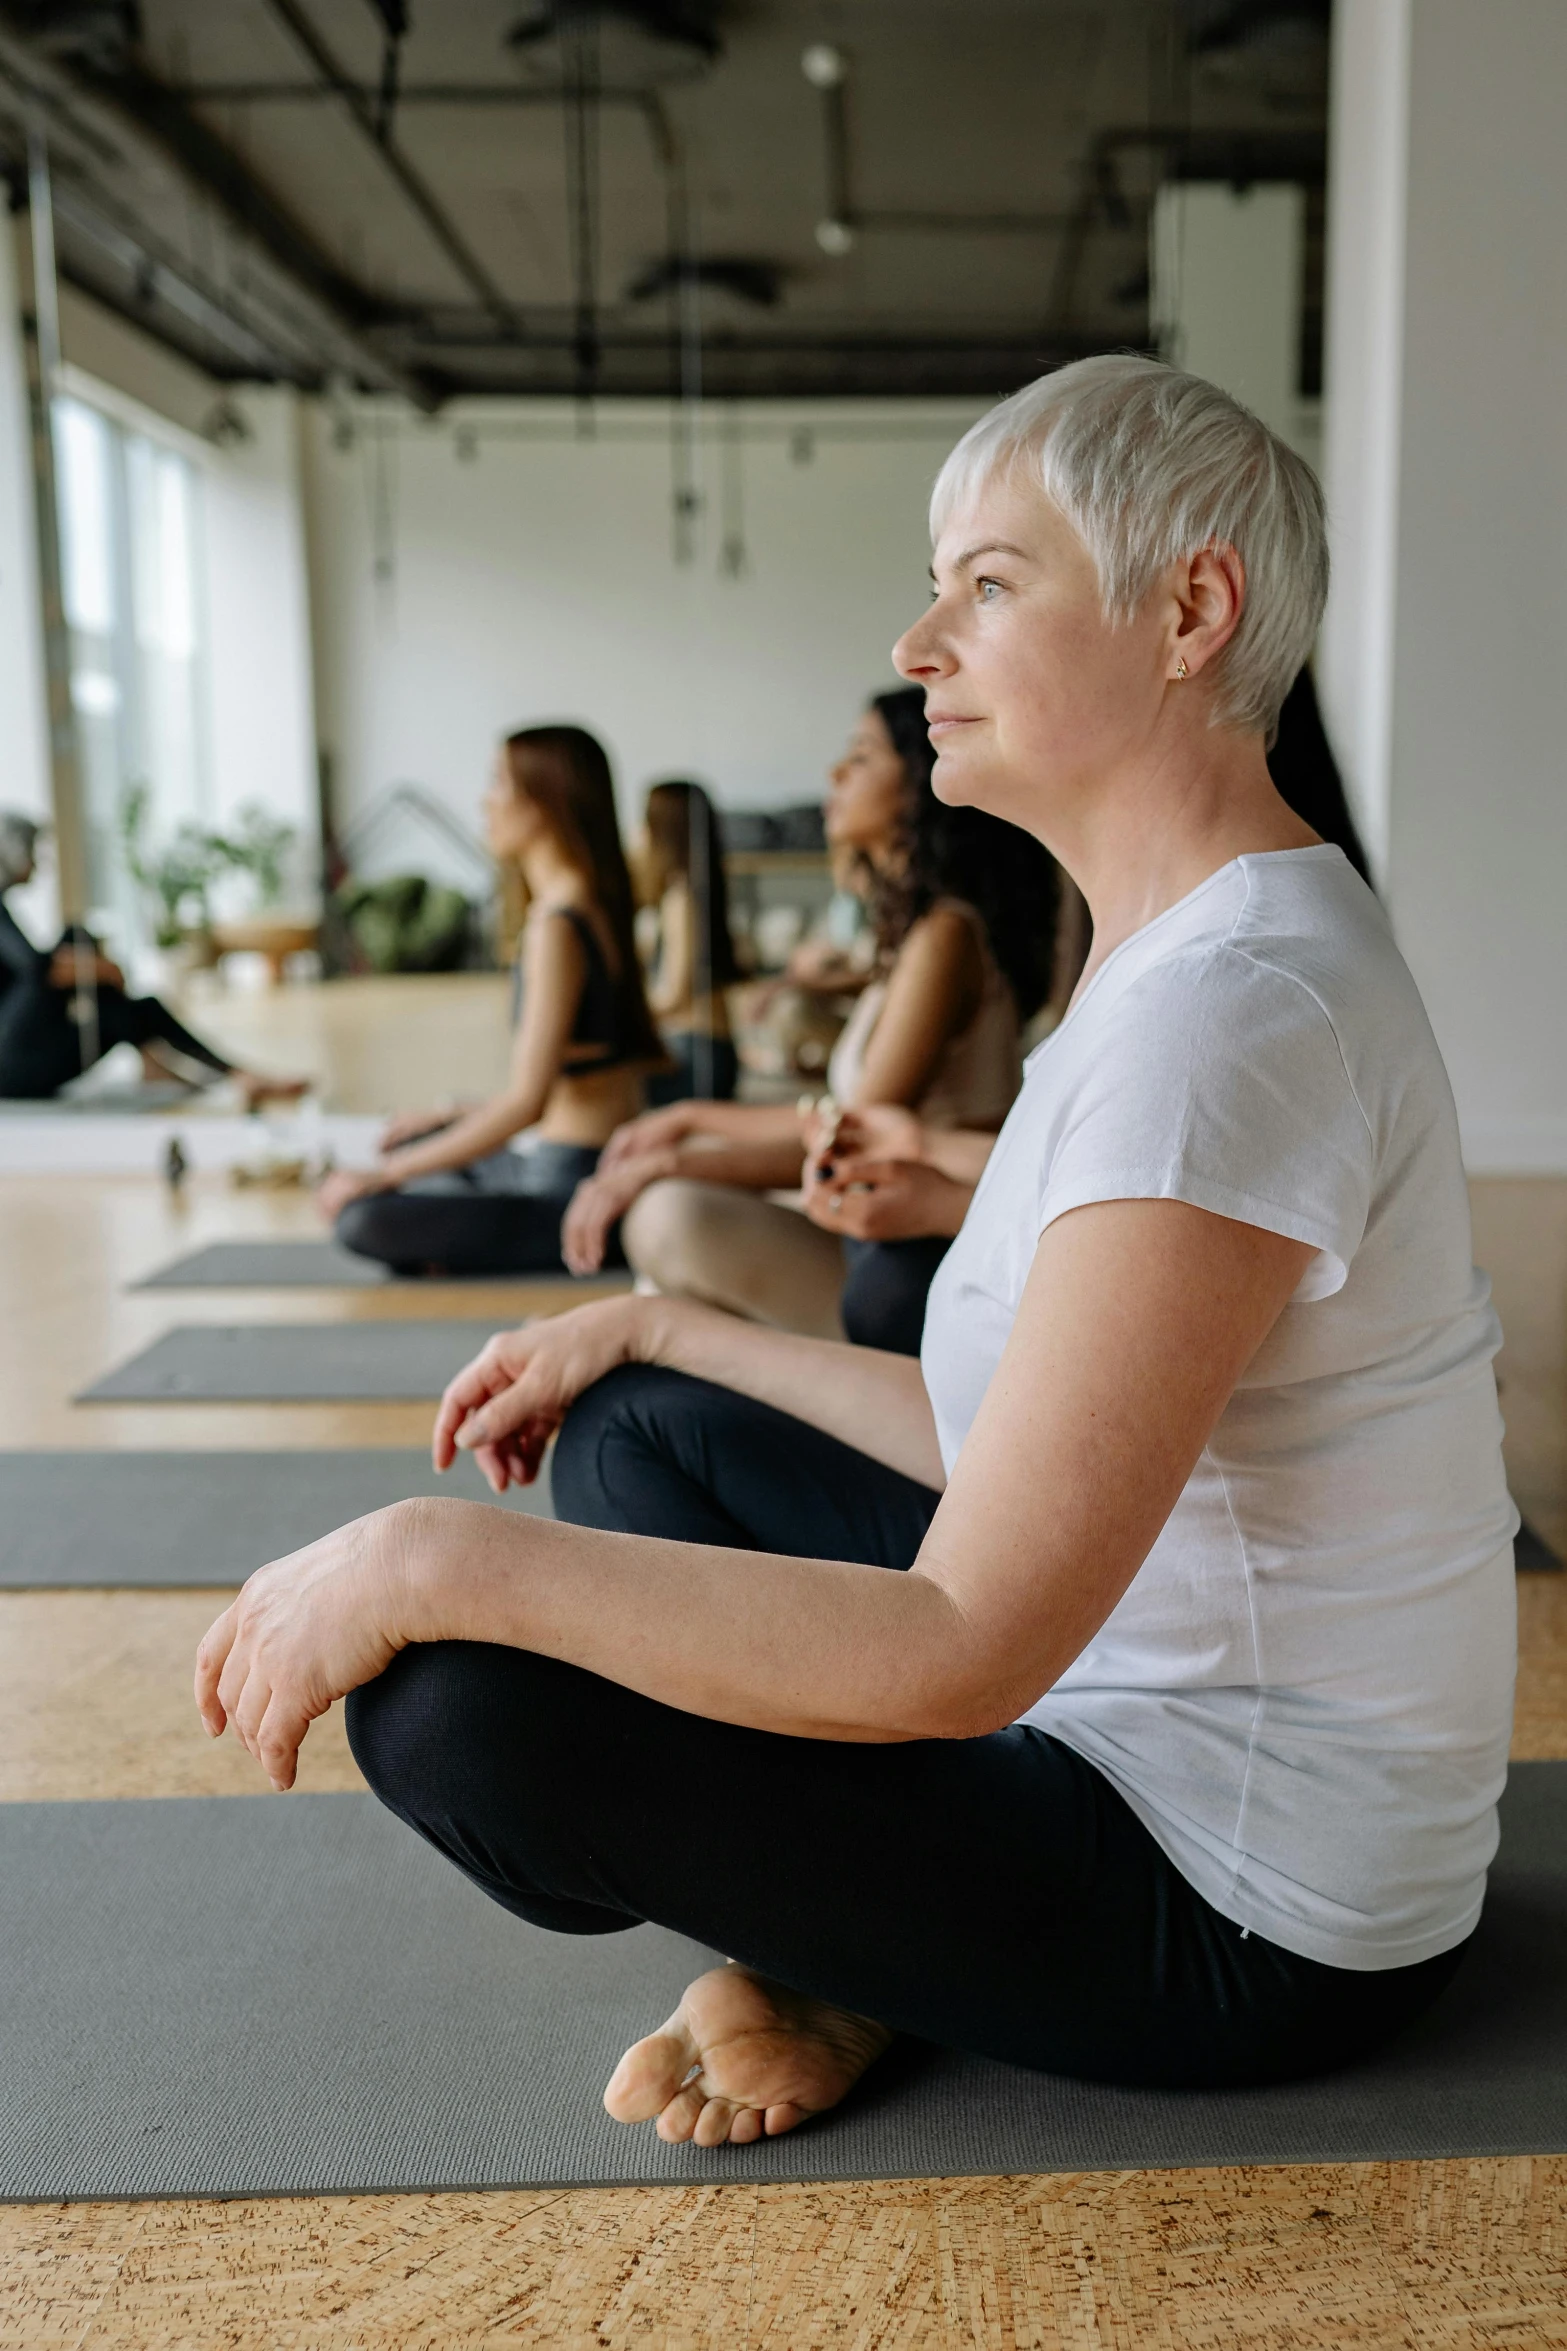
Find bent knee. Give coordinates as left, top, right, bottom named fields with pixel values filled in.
left=551, top=1361, right=674, bottom=1530
left=621, top=1176, right=721, bottom=1293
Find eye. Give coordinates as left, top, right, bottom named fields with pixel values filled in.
left=976, top=575, right=1004, bottom=601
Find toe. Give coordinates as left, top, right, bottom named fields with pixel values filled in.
left=728, top=2105, right=765, bottom=2145
left=604, top=2022, right=696, bottom=2124
left=764, top=2101, right=809, bottom=2137
left=693, top=2097, right=741, bottom=2148
left=654, top=2083, right=708, bottom=2143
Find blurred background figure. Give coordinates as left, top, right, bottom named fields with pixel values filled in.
left=639, top=779, right=741, bottom=1106
left=321, top=727, right=663, bottom=1275
left=560, top=685, right=1060, bottom=1350
left=799, top=664, right=1381, bottom=1346
left=0, top=811, right=303, bottom=1108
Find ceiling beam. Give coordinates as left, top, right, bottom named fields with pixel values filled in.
left=259, top=0, right=522, bottom=340
left=0, top=15, right=432, bottom=403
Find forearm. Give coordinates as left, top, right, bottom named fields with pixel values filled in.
left=671, top=1135, right=807, bottom=1191
left=379, top=1091, right=543, bottom=1183
left=414, top=1498, right=981, bottom=1741
left=920, top=1127, right=997, bottom=1185
left=681, top=1101, right=803, bottom=1146
left=646, top=1294, right=944, bottom=1487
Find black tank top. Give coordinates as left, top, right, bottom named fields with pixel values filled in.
left=511, top=905, right=644, bottom=1070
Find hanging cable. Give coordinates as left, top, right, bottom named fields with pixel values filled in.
left=562, top=8, right=602, bottom=427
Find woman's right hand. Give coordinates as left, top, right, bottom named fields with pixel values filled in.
left=598, top=1104, right=699, bottom=1170
left=432, top=1296, right=650, bottom=1491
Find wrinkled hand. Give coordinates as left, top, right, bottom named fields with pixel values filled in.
left=379, top=1105, right=458, bottom=1151
left=194, top=1503, right=425, bottom=1790
left=802, top=1153, right=973, bottom=1242
left=598, top=1104, right=697, bottom=1171
left=561, top=1151, right=674, bottom=1274
left=433, top=1296, right=647, bottom=1492
left=316, top=1165, right=387, bottom=1222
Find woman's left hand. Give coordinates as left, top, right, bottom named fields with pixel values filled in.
left=316, top=1166, right=388, bottom=1222
left=194, top=1503, right=431, bottom=1791
left=561, top=1150, right=675, bottom=1274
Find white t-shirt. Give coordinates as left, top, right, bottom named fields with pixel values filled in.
left=921, top=846, right=1517, bottom=1972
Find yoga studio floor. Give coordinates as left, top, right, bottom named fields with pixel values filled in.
left=3, top=981, right=1566, bottom=2347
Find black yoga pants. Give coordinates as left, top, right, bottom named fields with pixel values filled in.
left=348, top=1364, right=1468, bottom=2091
left=335, top=1142, right=625, bottom=1278
left=841, top=1235, right=951, bottom=1357
left=645, top=1031, right=740, bottom=1108
left=0, top=982, right=231, bottom=1099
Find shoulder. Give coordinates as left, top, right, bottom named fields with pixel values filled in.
left=892, top=900, right=987, bottom=979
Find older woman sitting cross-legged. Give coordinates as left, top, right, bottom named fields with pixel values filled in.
left=196, top=357, right=1515, bottom=2149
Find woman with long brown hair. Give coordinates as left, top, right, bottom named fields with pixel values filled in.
left=319, top=725, right=662, bottom=1275
left=639, top=779, right=742, bottom=1106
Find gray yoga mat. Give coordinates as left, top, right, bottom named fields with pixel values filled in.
left=3, top=1769, right=1564, bottom=2201
left=133, top=1240, right=621, bottom=1291
left=78, top=1321, right=514, bottom=1403
left=0, top=1450, right=552, bottom=1588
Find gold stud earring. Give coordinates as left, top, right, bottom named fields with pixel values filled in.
left=1175, top=657, right=1189, bottom=681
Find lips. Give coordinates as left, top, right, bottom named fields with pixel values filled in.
left=925, top=712, right=978, bottom=735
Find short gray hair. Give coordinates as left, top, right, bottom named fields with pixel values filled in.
left=930, top=354, right=1328, bottom=739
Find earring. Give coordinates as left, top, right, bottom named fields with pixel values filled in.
left=1175, top=657, right=1189, bottom=681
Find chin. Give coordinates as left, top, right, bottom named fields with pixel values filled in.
left=930, top=745, right=990, bottom=811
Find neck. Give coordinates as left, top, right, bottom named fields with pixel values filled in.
left=522, top=832, right=588, bottom=902
left=1058, top=715, right=1317, bottom=995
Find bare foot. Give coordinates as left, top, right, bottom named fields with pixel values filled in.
left=238, top=1072, right=310, bottom=1111
left=604, top=1963, right=893, bottom=2148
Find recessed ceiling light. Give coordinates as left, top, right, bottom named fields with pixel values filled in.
left=801, top=42, right=848, bottom=89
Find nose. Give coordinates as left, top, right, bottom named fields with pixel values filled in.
left=893, top=603, right=950, bottom=681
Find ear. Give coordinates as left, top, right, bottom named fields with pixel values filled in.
left=1168, top=542, right=1246, bottom=684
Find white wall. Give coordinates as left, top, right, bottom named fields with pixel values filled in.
left=301, top=398, right=983, bottom=854
left=1151, top=183, right=1310, bottom=457
left=1320, top=0, right=1567, bottom=1172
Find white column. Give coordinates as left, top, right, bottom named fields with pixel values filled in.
left=0, top=221, right=53, bottom=885
left=1319, top=0, right=1567, bottom=1173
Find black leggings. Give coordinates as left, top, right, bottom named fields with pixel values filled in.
left=348, top=1365, right=1468, bottom=2090
left=0, top=982, right=231, bottom=1099
left=335, top=1144, right=624, bottom=1278
left=841, top=1235, right=951, bottom=1356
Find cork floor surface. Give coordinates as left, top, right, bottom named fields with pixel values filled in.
left=1, top=1061, right=1564, bottom=2345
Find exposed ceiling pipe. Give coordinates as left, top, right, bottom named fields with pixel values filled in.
left=0, top=17, right=430, bottom=402
left=260, top=0, right=523, bottom=343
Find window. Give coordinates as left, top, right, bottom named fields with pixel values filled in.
left=53, top=394, right=208, bottom=944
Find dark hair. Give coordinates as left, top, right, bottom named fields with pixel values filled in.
left=503, top=724, right=664, bottom=1062
left=863, top=685, right=1060, bottom=1020
left=1266, top=668, right=1373, bottom=884
left=644, top=778, right=742, bottom=990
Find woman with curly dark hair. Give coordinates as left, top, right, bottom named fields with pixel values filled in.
left=560, top=686, right=1060, bottom=1349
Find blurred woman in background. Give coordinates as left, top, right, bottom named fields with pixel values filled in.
left=802, top=662, right=1375, bottom=1257
left=0, top=811, right=302, bottom=1107
left=640, top=780, right=741, bottom=1107
left=561, top=686, right=1059, bottom=1350
left=321, top=726, right=662, bottom=1276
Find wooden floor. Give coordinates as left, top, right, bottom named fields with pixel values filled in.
left=2, top=978, right=1565, bottom=2347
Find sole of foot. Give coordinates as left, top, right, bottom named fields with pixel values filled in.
left=603, top=1962, right=893, bottom=2148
